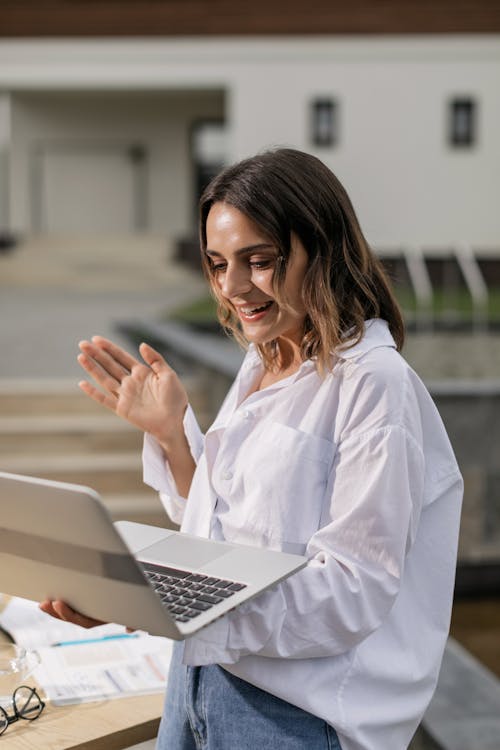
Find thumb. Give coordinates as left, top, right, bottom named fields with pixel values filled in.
left=139, top=342, right=171, bottom=375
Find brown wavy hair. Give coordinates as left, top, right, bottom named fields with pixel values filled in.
left=199, top=148, right=404, bottom=372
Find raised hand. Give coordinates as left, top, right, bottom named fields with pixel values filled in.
left=77, top=336, right=188, bottom=445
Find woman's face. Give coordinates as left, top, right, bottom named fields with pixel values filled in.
left=205, top=202, right=308, bottom=348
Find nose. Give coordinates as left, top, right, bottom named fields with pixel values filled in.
left=219, top=263, right=253, bottom=298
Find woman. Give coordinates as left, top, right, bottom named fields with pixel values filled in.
left=41, top=148, right=463, bottom=750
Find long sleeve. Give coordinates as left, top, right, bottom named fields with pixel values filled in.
left=142, top=404, right=204, bottom=526
left=183, top=424, right=426, bottom=665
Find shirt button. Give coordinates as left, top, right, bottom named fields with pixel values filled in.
left=221, top=470, right=233, bottom=481
left=243, top=410, right=252, bottom=419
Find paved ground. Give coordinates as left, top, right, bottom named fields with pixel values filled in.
left=0, top=235, right=206, bottom=379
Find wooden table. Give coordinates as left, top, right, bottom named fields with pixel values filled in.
left=2, top=693, right=164, bottom=750
left=0, top=598, right=164, bottom=750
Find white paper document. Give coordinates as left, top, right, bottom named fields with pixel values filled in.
left=32, top=636, right=173, bottom=705
left=0, top=596, right=173, bottom=705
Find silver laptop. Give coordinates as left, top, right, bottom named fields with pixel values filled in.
left=0, top=471, right=307, bottom=640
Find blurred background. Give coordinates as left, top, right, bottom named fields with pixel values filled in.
left=0, top=2, right=498, bottom=746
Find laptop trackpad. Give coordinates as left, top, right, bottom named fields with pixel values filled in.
left=139, top=534, right=232, bottom=569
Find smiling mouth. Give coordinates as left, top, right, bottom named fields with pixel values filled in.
left=239, top=301, right=274, bottom=317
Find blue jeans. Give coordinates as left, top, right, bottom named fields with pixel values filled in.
left=156, top=642, right=342, bottom=750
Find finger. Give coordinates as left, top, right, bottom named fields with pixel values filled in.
left=139, top=342, right=173, bottom=375
left=78, top=379, right=118, bottom=412
left=39, top=600, right=64, bottom=621
left=52, top=600, right=106, bottom=629
left=79, top=341, right=130, bottom=384
left=91, top=336, right=139, bottom=372
left=77, top=351, right=124, bottom=396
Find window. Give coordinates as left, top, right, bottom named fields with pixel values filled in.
left=449, top=97, right=477, bottom=148
left=311, top=98, right=338, bottom=147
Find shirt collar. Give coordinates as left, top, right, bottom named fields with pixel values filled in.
left=337, top=318, right=397, bottom=361
left=207, top=322, right=395, bottom=442
left=243, top=344, right=317, bottom=387
left=240, top=343, right=262, bottom=372
left=237, top=320, right=396, bottom=373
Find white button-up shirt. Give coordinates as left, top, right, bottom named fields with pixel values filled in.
left=143, top=319, right=463, bottom=750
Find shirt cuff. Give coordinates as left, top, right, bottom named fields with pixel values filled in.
left=142, top=404, right=204, bottom=527
left=181, top=589, right=286, bottom=666
left=142, top=432, right=187, bottom=526
left=182, top=616, right=235, bottom=665
left=183, top=404, right=205, bottom=461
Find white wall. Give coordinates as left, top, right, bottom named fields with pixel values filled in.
left=1, top=36, right=499, bottom=248
left=9, top=90, right=224, bottom=235
left=230, top=56, right=500, bottom=248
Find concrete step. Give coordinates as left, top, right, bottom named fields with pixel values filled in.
left=0, top=413, right=212, bottom=452
left=0, top=415, right=143, bottom=453
left=104, top=493, right=178, bottom=530
left=0, top=453, right=147, bottom=494
left=0, top=376, right=208, bottom=417
left=0, top=381, right=107, bottom=417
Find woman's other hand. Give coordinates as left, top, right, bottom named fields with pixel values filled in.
left=39, top=599, right=106, bottom=629
left=77, top=337, right=188, bottom=444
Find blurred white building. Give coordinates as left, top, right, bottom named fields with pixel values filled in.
left=0, top=3, right=499, bottom=253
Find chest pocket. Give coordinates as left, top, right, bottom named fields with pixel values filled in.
left=233, top=421, right=334, bottom=550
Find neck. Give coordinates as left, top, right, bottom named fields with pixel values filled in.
left=271, top=337, right=303, bottom=375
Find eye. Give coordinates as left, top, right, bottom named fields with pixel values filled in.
left=209, top=260, right=227, bottom=273
left=249, top=258, right=275, bottom=270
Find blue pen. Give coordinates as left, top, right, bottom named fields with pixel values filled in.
left=53, top=633, right=139, bottom=647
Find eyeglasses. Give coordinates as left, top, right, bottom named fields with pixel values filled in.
left=0, top=685, right=45, bottom=735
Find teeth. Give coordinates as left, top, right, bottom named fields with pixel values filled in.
left=242, top=302, right=272, bottom=315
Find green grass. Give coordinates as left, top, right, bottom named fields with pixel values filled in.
left=167, top=287, right=500, bottom=328
left=395, top=286, right=500, bottom=322
left=168, top=295, right=218, bottom=324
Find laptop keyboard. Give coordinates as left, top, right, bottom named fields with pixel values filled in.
left=140, top=561, right=247, bottom=623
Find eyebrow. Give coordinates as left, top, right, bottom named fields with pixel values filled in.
left=205, top=243, right=275, bottom=258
